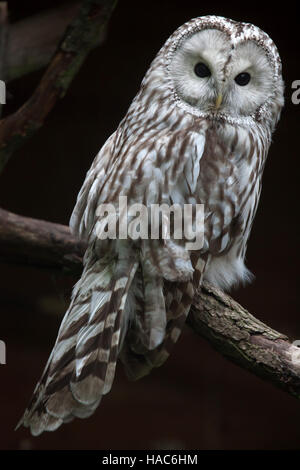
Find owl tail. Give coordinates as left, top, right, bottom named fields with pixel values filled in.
left=120, top=253, right=208, bottom=381
left=17, top=243, right=138, bottom=436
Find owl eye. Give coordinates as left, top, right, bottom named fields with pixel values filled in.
left=235, top=72, right=251, bottom=86
left=194, top=62, right=211, bottom=78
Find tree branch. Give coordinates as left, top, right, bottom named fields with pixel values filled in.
left=188, top=285, right=300, bottom=399
left=0, top=207, right=85, bottom=273
left=7, top=2, right=107, bottom=82
left=0, top=0, right=117, bottom=172
left=1, top=207, right=299, bottom=399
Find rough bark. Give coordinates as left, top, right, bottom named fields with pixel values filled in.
left=0, top=208, right=85, bottom=273
left=1, top=206, right=299, bottom=399
left=188, top=285, right=300, bottom=399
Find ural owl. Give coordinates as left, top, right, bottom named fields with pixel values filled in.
left=18, top=15, right=284, bottom=435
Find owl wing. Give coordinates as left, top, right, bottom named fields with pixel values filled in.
left=69, top=123, right=208, bottom=379
left=70, top=131, right=117, bottom=240
left=70, top=122, right=207, bottom=279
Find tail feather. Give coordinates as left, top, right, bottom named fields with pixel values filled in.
left=70, top=258, right=138, bottom=403
left=18, top=244, right=138, bottom=435
left=128, top=260, right=167, bottom=354
left=120, top=253, right=208, bottom=380
left=18, top=237, right=209, bottom=435
left=120, top=281, right=193, bottom=381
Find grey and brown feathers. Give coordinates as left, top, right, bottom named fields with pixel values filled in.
left=18, top=15, right=284, bottom=435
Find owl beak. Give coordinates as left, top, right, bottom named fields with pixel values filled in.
left=215, top=93, right=223, bottom=110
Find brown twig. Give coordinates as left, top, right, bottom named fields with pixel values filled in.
left=1, top=206, right=299, bottom=399
left=7, top=2, right=105, bottom=82
left=0, top=0, right=117, bottom=172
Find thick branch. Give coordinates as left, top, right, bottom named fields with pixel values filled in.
left=188, top=285, right=300, bottom=399
left=0, top=0, right=117, bottom=171
left=0, top=207, right=299, bottom=399
left=7, top=2, right=106, bottom=82
left=0, top=208, right=85, bottom=273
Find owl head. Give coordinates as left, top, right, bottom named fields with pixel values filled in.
left=156, top=16, right=285, bottom=129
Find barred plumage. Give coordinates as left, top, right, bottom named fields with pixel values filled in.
left=18, top=15, right=284, bottom=435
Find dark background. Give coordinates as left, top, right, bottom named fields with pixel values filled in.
left=0, top=0, right=299, bottom=450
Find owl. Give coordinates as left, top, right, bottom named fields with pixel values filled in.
left=18, top=15, right=284, bottom=435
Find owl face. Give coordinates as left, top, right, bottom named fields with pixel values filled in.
left=165, top=16, right=283, bottom=123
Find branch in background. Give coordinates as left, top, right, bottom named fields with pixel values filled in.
left=0, top=0, right=118, bottom=172
left=0, top=2, right=8, bottom=78
left=7, top=2, right=106, bottom=82
left=1, top=207, right=299, bottom=399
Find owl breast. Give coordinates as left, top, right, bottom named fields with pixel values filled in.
left=176, top=119, right=268, bottom=290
